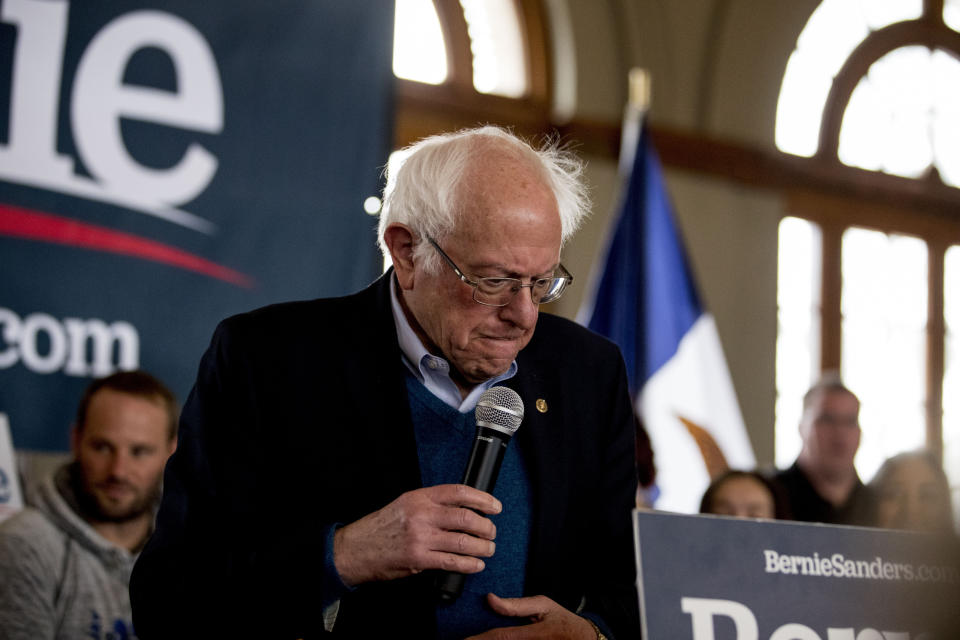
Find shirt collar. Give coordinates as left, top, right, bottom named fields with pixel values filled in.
left=389, top=274, right=517, bottom=412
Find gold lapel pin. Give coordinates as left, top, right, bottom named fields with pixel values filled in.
left=535, top=398, right=548, bottom=413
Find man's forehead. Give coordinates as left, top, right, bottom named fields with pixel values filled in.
left=83, top=390, right=169, bottom=433
left=807, top=388, right=859, bottom=410
left=818, top=389, right=858, bottom=407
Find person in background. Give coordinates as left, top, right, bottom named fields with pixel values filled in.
left=0, top=370, right=178, bottom=639
left=130, top=126, right=640, bottom=639
left=772, top=372, right=875, bottom=526
left=699, top=470, right=786, bottom=519
left=870, top=449, right=955, bottom=534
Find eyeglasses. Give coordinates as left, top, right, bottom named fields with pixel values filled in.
left=427, top=236, right=573, bottom=307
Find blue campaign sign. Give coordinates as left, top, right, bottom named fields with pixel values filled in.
left=634, top=511, right=960, bottom=640
left=0, top=1, right=394, bottom=450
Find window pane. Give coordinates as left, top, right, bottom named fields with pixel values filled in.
left=775, top=0, right=938, bottom=167
left=947, top=0, right=960, bottom=33
left=775, top=217, right=822, bottom=468
left=797, top=0, right=869, bottom=74
left=841, top=227, right=927, bottom=480
left=393, top=0, right=448, bottom=85
left=944, top=246, right=960, bottom=528
left=460, top=0, right=527, bottom=97
left=931, top=50, right=960, bottom=188
left=839, top=47, right=934, bottom=179
left=775, top=50, right=834, bottom=157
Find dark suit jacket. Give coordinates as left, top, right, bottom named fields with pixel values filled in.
left=130, top=272, right=640, bottom=638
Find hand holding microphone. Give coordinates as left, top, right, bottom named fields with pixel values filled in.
left=332, top=387, right=523, bottom=592
left=435, top=386, right=524, bottom=602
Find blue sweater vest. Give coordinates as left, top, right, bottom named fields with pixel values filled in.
left=404, top=374, right=532, bottom=639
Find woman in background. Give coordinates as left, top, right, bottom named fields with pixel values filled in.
left=699, top=470, right=788, bottom=520
left=869, top=450, right=955, bottom=534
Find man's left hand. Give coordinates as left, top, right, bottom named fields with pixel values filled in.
left=465, top=594, right=597, bottom=639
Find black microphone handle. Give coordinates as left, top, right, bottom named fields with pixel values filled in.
left=435, top=428, right=511, bottom=603
left=462, top=427, right=510, bottom=492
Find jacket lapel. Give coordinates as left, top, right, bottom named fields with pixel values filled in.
left=503, top=365, right=570, bottom=595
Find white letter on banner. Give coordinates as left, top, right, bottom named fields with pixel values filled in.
left=0, top=309, right=23, bottom=369
left=0, top=0, right=75, bottom=180
left=19, top=313, right=68, bottom=374
left=770, top=623, right=822, bottom=640
left=682, top=597, right=758, bottom=640
left=764, top=550, right=780, bottom=573
left=63, top=318, right=139, bottom=377
left=71, top=10, right=223, bottom=207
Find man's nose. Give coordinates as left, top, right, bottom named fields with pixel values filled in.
left=108, top=451, right=132, bottom=478
left=499, top=285, right=539, bottom=327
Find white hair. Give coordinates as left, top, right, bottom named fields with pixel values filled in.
left=377, top=126, right=590, bottom=272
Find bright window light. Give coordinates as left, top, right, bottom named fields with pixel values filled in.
left=841, top=227, right=927, bottom=480
left=460, top=0, right=527, bottom=97
left=393, top=0, right=447, bottom=85
left=775, top=217, right=822, bottom=468
left=776, top=0, right=922, bottom=158
left=932, top=50, right=960, bottom=186
left=946, top=0, right=960, bottom=32
left=838, top=47, right=960, bottom=186
left=393, top=0, right=528, bottom=97
left=839, top=47, right=933, bottom=178
left=775, top=50, right=835, bottom=157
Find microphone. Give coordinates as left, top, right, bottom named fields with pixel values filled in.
left=435, top=385, right=524, bottom=603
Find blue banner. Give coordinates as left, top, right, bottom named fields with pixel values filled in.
left=0, top=1, right=395, bottom=450
left=635, top=511, right=960, bottom=639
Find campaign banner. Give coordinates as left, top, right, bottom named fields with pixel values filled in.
left=634, top=511, right=960, bottom=639
left=0, top=1, right=395, bottom=450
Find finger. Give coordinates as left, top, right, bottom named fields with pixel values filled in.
left=432, top=529, right=497, bottom=560
left=428, top=484, right=503, bottom=514
left=485, top=593, right=554, bottom=619
left=424, top=549, right=487, bottom=575
left=436, top=506, right=497, bottom=540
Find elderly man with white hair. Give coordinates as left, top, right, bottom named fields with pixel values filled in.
left=131, top=127, right=640, bottom=640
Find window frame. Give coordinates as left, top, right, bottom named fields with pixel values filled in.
left=393, top=0, right=554, bottom=148
left=783, top=188, right=960, bottom=459
left=776, top=0, right=960, bottom=462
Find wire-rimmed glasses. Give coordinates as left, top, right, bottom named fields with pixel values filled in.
left=427, top=237, right=573, bottom=307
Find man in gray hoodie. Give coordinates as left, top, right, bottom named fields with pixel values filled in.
left=0, top=370, right=177, bottom=640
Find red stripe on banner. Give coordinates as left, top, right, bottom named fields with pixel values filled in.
left=0, top=204, right=255, bottom=289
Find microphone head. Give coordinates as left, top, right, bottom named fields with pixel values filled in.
left=475, top=386, right=524, bottom=437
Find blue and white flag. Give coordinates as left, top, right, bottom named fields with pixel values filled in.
left=578, top=117, right=754, bottom=513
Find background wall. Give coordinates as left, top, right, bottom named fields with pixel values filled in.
left=546, top=0, right=822, bottom=465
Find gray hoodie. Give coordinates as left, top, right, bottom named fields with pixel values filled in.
left=0, top=464, right=139, bottom=640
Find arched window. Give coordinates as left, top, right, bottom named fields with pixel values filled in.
left=776, top=0, right=960, bottom=186
left=774, top=0, right=960, bottom=517
left=391, top=0, right=552, bottom=148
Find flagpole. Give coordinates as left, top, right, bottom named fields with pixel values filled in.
left=619, top=68, right=651, bottom=175
left=576, top=69, right=654, bottom=326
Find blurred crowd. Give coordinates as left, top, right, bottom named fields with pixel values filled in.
left=679, top=372, right=957, bottom=535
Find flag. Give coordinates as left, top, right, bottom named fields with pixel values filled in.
left=577, top=119, right=755, bottom=513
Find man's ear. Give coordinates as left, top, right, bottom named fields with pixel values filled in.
left=383, top=223, right=417, bottom=290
